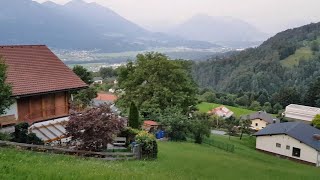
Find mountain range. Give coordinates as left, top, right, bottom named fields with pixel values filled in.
left=192, top=22, right=320, bottom=103
left=0, top=0, right=219, bottom=52
left=170, top=14, right=268, bottom=48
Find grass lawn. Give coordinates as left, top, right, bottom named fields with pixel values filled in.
left=197, top=102, right=255, bottom=117
left=1, top=135, right=320, bottom=180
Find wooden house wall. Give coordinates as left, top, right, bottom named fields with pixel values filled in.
left=17, top=91, right=69, bottom=123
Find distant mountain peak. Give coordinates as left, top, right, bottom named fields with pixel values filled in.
left=171, top=15, right=268, bottom=43
left=42, top=1, right=60, bottom=8
left=65, top=0, right=88, bottom=6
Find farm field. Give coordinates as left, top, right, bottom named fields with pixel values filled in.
left=197, top=102, right=255, bottom=117
left=0, top=135, right=319, bottom=180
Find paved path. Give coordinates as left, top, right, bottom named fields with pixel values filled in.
left=211, top=130, right=227, bottom=136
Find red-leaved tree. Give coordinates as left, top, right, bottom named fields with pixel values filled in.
left=66, top=104, right=125, bottom=151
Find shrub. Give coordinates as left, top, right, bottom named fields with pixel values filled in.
left=11, top=123, right=44, bottom=145
left=135, top=131, right=158, bottom=159
left=118, top=127, right=139, bottom=146
left=66, top=104, right=125, bottom=151
left=0, top=132, right=12, bottom=141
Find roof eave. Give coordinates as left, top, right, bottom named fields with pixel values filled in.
left=11, top=85, right=88, bottom=98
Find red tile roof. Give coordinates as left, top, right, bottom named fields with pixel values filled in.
left=95, top=93, right=118, bottom=102
left=0, top=45, right=87, bottom=96
left=144, top=120, right=159, bottom=126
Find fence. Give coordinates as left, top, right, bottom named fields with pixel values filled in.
left=0, top=140, right=139, bottom=160
left=203, top=138, right=235, bottom=153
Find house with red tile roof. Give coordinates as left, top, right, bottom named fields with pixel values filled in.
left=207, top=105, right=234, bottom=119
left=0, top=45, right=87, bottom=126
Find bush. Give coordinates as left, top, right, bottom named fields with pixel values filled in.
left=135, top=131, right=158, bottom=159
left=66, top=104, right=125, bottom=151
left=0, top=132, right=12, bottom=141
left=11, top=123, right=44, bottom=145
left=118, top=127, right=139, bottom=146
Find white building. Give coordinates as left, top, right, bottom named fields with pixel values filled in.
left=254, top=122, right=320, bottom=166
left=284, top=104, right=320, bottom=122
left=208, top=106, right=234, bottom=119
left=93, top=77, right=103, bottom=84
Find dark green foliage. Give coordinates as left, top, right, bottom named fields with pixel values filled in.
left=192, top=23, right=320, bottom=106
left=273, top=103, right=283, bottom=114
left=128, top=102, right=140, bottom=129
left=99, top=67, right=117, bottom=79
left=189, top=112, right=211, bottom=144
left=249, top=101, right=262, bottom=111
left=71, top=87, right=97, bottom=109
left=239, top=119, right=252, bottom=140
left=117, top=52, right=197, bottom=116
left=0, top=132, right=12, bottom=141
left=72, top=65, right=93, bottom=85
left=305, top=77, right=320, bottom=107
left=0, top=57, right=13, bottom=115
left=159, top=107, right=190, bottom=141
left=11, top=123, right=44, bottom=145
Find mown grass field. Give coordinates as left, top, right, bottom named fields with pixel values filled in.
left=1, top=135, right=319, bottom=180
left=197, top=102, right=255, bottom=117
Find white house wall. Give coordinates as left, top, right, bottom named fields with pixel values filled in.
left=256, top=135, right=318, bottom=164
left=2, top=100, right=18, bottom=119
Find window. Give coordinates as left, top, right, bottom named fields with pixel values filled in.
left=255, top=123, right=258, bottom=126
left=292, top=147, right=301, bottom=157
left=276, top=143, right=281, bottom=148
left=286, top=145, right=290, bottom=150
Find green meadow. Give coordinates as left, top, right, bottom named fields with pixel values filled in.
left=1, top=135, right=319, bottom=180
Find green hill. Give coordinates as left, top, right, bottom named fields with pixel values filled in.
left=1, top=135, right=319, bottom=179
left=192, top=22, right=320, bottom=99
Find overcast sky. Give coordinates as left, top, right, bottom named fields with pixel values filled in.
left=35, top=0, right=320, bottom=34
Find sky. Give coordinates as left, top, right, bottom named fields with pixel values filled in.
left=34, top=0, right=320, bottom=34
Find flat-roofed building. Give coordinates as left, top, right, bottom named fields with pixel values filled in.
left=284, top=104, right=320, bottom=123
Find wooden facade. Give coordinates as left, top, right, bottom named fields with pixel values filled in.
left=17, top=91, right=69, bottom=124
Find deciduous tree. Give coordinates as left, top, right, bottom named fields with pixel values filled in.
left=73, top=65, right=93, bottom=85
left=117, top=52, right=197, bottom=116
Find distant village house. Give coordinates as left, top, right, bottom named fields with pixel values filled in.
left=93, top=77, right=103, bottom=84
left=208, top=106, right=234, bottom=119
left=241, top=111, right=279, bottom=131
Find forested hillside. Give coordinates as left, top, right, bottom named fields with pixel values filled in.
left=193, top=22, right=320, bottom=107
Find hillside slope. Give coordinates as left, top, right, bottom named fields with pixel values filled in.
left=193, top=22, right=320, bottom=97
left=1, top=137, right=320, bottom=179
